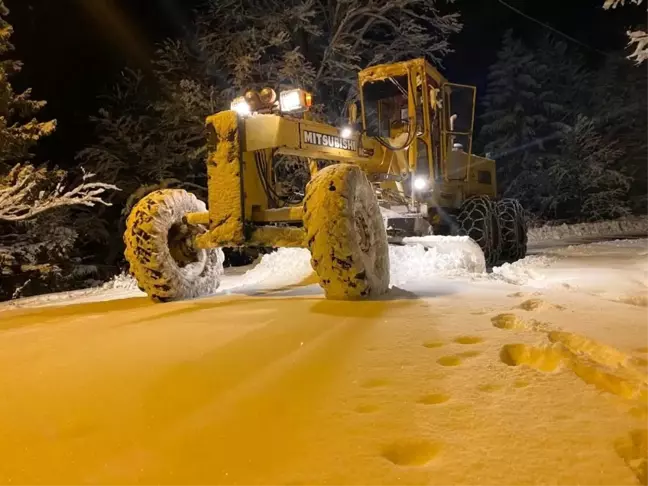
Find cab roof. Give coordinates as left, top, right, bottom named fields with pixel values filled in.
left=357, top=58, right=447, bottom=87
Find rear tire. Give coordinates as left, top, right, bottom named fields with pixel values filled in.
left=124, top=189, right=224, bottom=302
left=455, top=195, right=501, bottom=267
left=303, top=164, right=390, bottom=299
left=496, top=198, right=527, bottom=264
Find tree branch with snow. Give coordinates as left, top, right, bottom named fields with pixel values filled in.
left=0, top=164, right=117, bottom=222
left=603, top=0, right=647, bottom=64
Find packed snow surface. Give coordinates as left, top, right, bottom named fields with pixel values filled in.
left=0, top=236, right=646, bottom=484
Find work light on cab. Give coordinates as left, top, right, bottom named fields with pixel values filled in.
left=259, top=87, right=277, bottom=106
left=230, top=96, right=251, bottom=116
left=279, top=89, right=312, bottom=113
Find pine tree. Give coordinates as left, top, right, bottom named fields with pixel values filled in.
left=546, top=115, right=632, bottom=221
left=0, top=1, right=114, bottom=222
left=534, top=35, right=590, bottom=118
left=0, top=1, right=115, bottom=300
left=478, top=30, right=563, bottom=213
left=0, top=1, right=55, bottom=167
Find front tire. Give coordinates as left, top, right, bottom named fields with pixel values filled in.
left=124, top=189, right=224, bottom=302
left=455, top=195, right=501, bottom=267
left=303, top=164, right=390, bottom=299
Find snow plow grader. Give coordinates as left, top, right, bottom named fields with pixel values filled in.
left=124, top=58, right=527, bottom=302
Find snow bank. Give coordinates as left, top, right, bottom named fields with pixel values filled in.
left=389, top=236, right=486, bottom=287
left=488, top=255, right=553, bottom=286
left=216, top=237, right=487, bottom=293
left=218, top=248, right=313, bottom=293
left=528, top=217, right=648, bottom=242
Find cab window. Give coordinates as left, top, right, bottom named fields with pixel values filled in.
left=362, top=75, right=409, bottom=138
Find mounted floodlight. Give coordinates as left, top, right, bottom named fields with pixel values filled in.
left=231, top=96, right=251, bottom=116
left=259, top=87, right=277, bottom=106
left=244, top=90, right=262, bottom=112
left=340, top=126, right=353, bottom=139
left=279, top=89, right=312, bottom=113
left=413, top=176, right=428, bottom=191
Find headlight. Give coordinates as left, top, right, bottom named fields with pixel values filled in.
left=259, top=87, right=277, bottom=106
left=279, top=89, right=312, bottom=113
left=340, top=126, right=353, bottom=139
left=413, top=176, right=428, bottom=191
left=231, top=96, right=251, bottom=116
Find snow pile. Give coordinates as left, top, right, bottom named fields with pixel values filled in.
left=488, top=255, right=553, bottom=286
left=215, top=237, right=488, bottom=294
left=219, top=248, right=313, bottom=293
left=389, top=236, right=486, bottom=287
left=528, top=217, right=648, bottom=242
left=102, top=272, right=139, bottom=290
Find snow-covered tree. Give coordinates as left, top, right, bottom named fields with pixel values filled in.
left=534, top=35, right=590, bottom=116
left=586, top=55, right=647, bottom=213
left=478, top=30, right=644, bottom=221
left=603, top=0, right=648, bottom=64
left=0, top=2, right=114, bottom=221
left=194, top=0, right=461, bottom=120
left=0, top=164, right=116, bottom=222
left=544, top=115, right=632, bottom=220
left=478, top=30, right=565, bottom=211
left=0, top=1, right=116, bottom=299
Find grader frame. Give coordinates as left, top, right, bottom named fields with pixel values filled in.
left=186, top=58, right=496, bottom=251
left=124, top=57, right=527, bottom=302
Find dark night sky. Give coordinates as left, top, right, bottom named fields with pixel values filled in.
left=4, top=0, right=640, bottom=164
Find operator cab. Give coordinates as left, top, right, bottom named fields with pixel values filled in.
left=357, top=58, right=477, bottom=195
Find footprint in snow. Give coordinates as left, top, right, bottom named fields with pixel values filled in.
left=517, top=298, right=565, bottom=311
left=614, top=428, right=647, bottom=485
left=454, top=335, right=484, bottom=344
left=361, top=378, right=390, bottom=388
left=417, top=393, right=450, bottom=405
left=437, top=355, right=462, bottom=366
left=422, top=341, right=445, bottom=349
left=507, top=291, right=531, bottom=298
left=381, top=438, right=441, bottom=466
left=491, top=313, right=526, bottom=330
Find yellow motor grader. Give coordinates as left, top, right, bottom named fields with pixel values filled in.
left=124, top=58, right=527, bottom=302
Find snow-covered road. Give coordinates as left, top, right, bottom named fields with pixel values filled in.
left=0, top=237, right=646, bottom=484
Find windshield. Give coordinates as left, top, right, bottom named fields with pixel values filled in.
left=362, top=75, right=409, bottom=138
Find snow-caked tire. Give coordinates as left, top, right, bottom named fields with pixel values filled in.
left=496, top=198, right=528, bottom=264
left=124, top=189, right=224, bottom=302
left=303, top=164, right=390, bottom=300
left=455, top=195, right=501, bottom=267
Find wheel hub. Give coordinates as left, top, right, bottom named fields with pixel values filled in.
left=168, top=222, right=201, bottom=267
